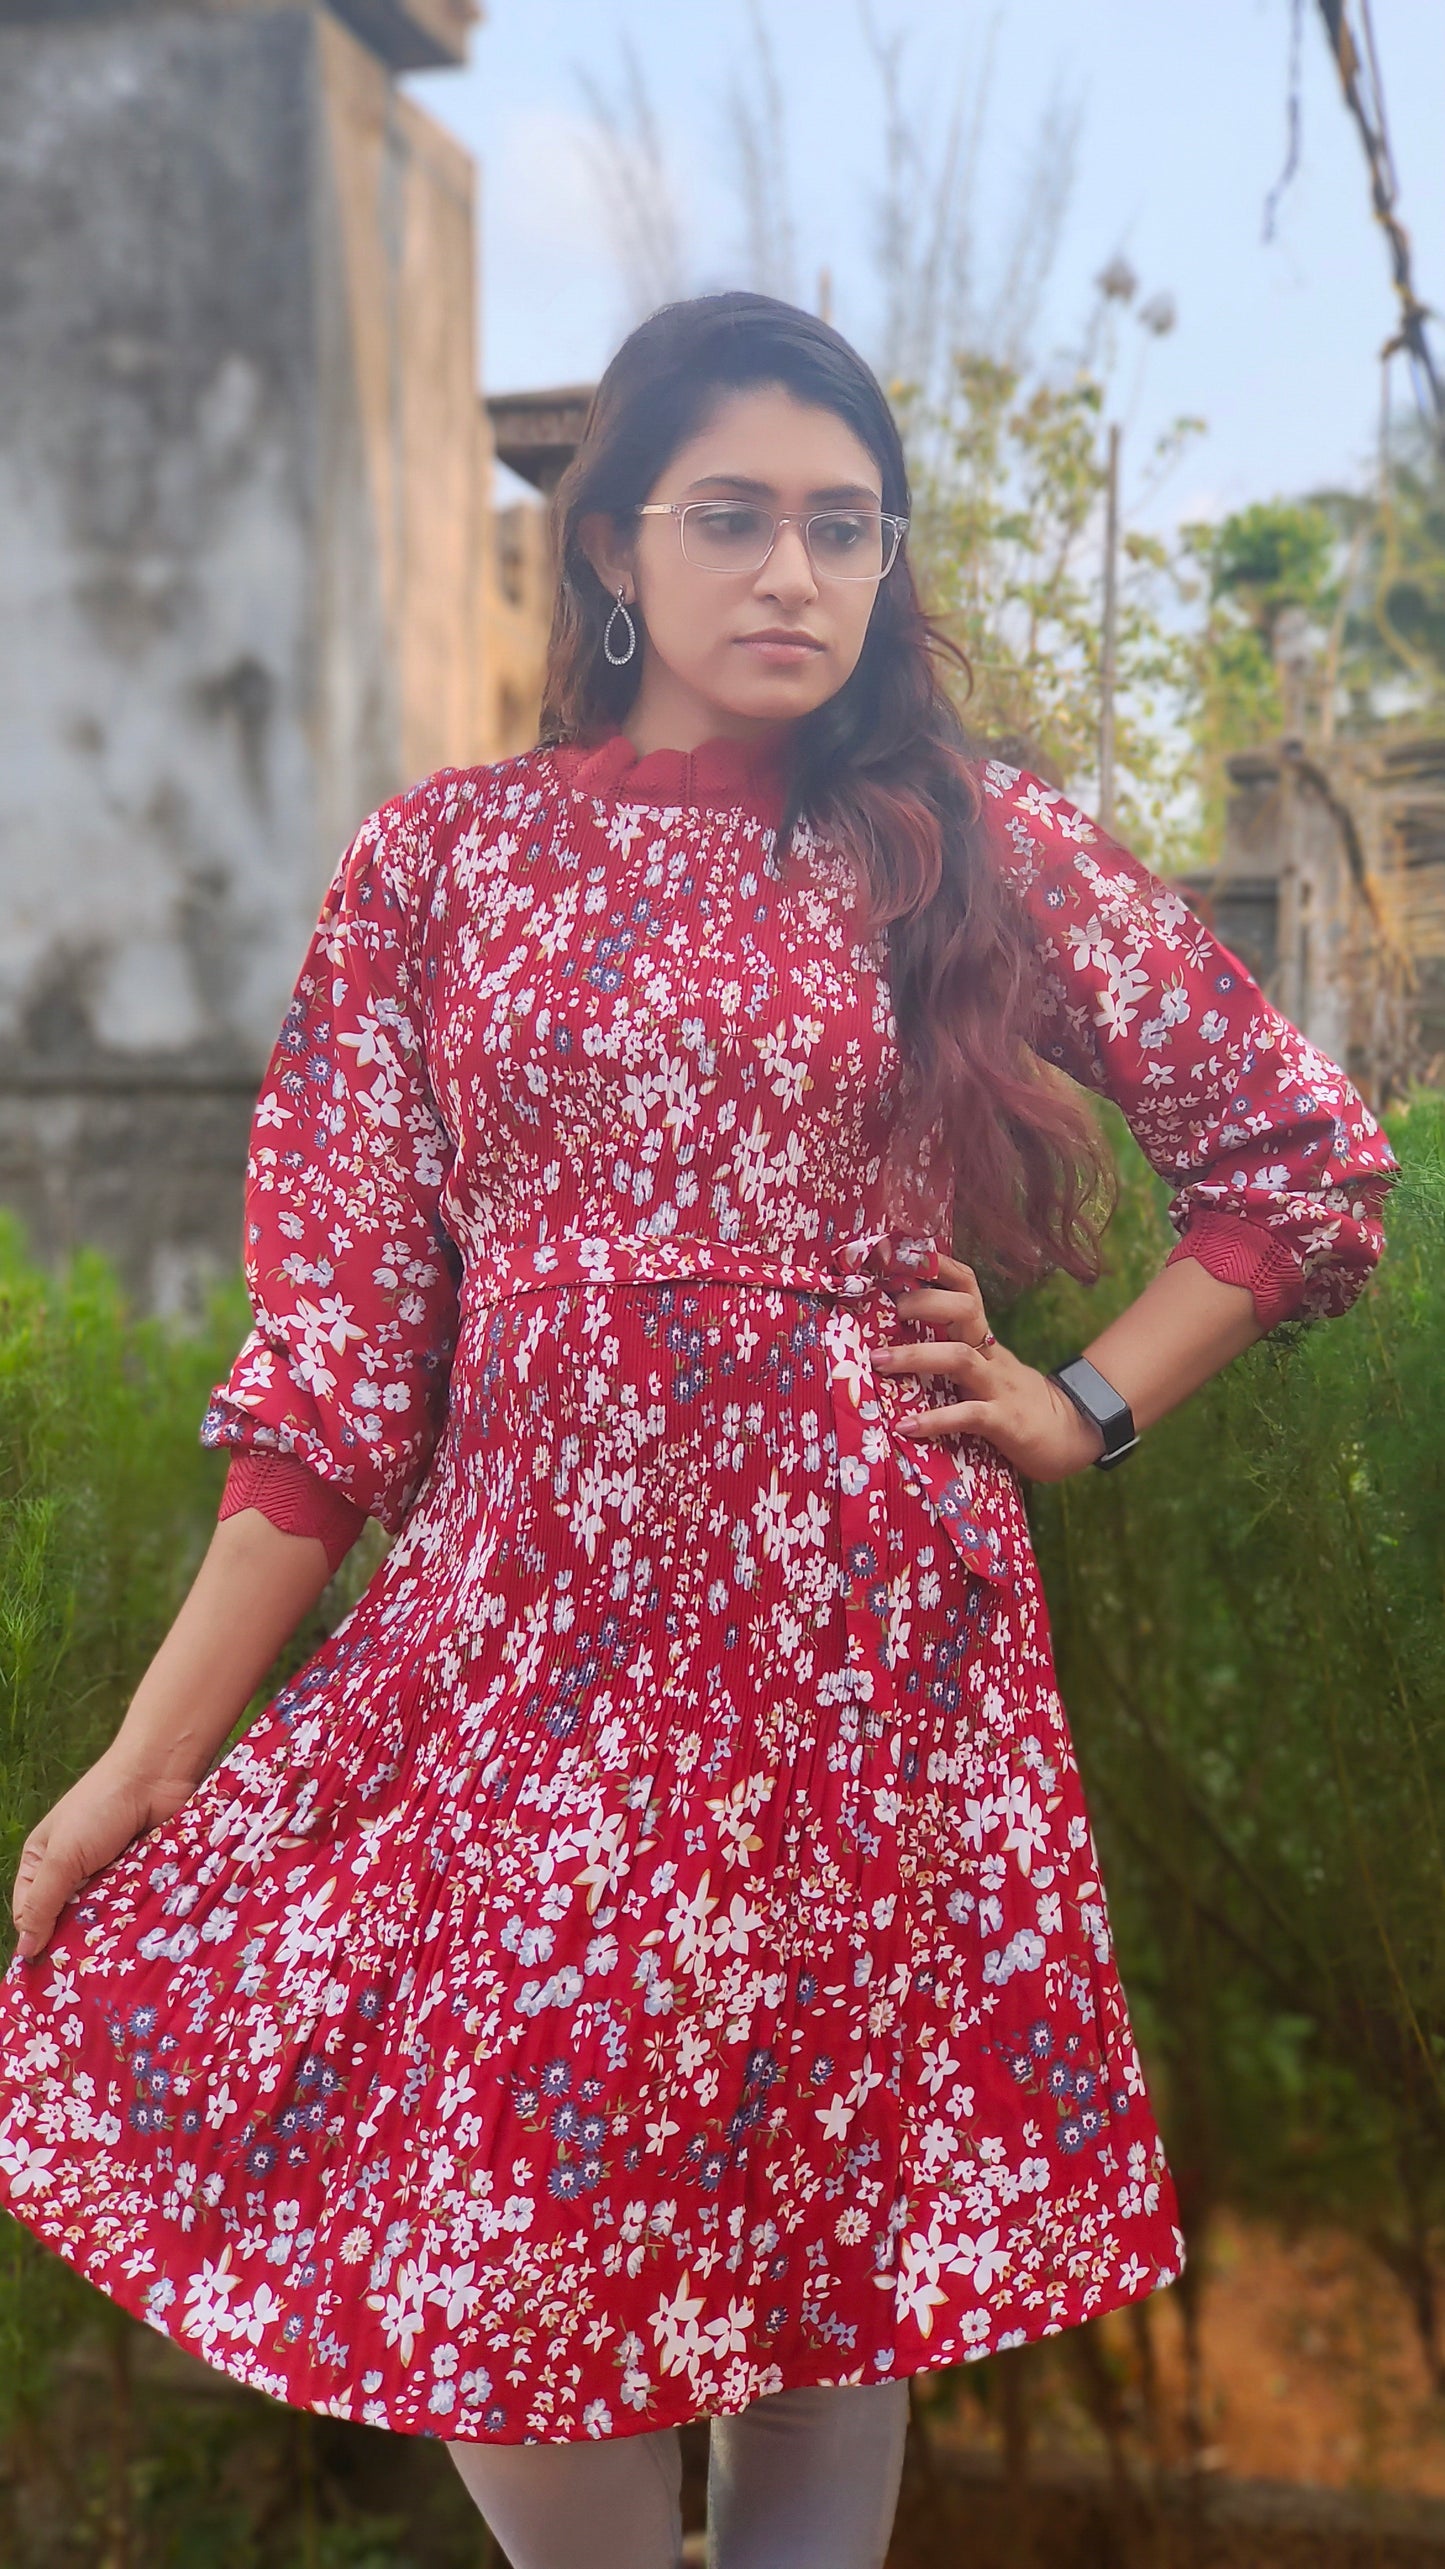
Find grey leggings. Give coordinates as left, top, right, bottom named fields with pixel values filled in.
left=446, top=2375, right=911, bottom=2569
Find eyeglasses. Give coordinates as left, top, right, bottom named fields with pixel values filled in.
left=633, top=500, right=909, bottom=583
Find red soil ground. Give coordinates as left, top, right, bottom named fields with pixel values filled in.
left=922, top=2213, right=1445, bottom=2498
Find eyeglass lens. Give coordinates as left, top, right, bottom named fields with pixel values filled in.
left=679, top=504, right=901, bottom=580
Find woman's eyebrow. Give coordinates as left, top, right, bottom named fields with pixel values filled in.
left=808, top=481, right=884, bottom=505
left=681, top=473, right=883, bottom=504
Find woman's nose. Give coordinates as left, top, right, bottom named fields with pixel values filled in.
left=756, top=521, right=818, bottom=603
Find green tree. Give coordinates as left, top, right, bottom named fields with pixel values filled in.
left=1181, top=430, right=1445, bottom=859
left=1178, top=498, right=1338, bottom=853
left=1204, top=499, right=1338, bottom=630
left=904, top=353, right=1202, bottom=863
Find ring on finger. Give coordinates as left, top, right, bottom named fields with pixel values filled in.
left=972, top=1327, right=997, bottom=1352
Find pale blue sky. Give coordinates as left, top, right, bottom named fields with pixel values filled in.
left=407, top=0, right=1445, bottom=534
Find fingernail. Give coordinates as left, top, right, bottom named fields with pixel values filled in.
left=869, top=1348, right=895, bottom=1366
left=16, top=1933, right=36, bottom=1959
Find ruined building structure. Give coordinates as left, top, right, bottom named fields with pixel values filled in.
left=0, top=0, right=553, bottom=1306
left=1186, top=736, right=1445, bottom=1106
left=486, top=383, right=593, bottom=752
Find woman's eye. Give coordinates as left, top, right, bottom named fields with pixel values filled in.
left=813, top=514, right=869, bottom=555
left=697, top=507, right=768, bottom=541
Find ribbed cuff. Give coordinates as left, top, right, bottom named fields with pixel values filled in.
left=218, top=1451, right=367, bottom=1575
left=1165, top=1213, right=1308, bottom=1330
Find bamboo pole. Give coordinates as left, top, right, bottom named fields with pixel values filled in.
left=1099, top=422, right=1121, bottom=831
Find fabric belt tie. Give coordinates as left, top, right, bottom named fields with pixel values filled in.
left=462, top=1229, right=1018, bottom=1733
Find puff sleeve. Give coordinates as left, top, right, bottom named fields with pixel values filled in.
left=200, top=782, right=462, bottom=1536
left=980, top=762, right=1398, bottom=1324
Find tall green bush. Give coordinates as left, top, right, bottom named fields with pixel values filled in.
left=1005, top=1096, right=1445, bottom=2387
left=0, top=1219, right=249, bottom=2430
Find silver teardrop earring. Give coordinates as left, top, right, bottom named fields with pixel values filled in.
left=603, top=587, right=638, bottom=667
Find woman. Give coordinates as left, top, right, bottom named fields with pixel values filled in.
left=0, top=293, right=1394, bottom=2568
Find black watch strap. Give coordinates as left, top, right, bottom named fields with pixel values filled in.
left=1046, top=1355, right=1140, bottom=1471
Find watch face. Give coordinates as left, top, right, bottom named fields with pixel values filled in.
left=1056, top=1359, right=1134, bottom=1445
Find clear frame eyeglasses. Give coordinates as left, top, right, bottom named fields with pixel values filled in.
left=633, top=499, right=909, bottom=583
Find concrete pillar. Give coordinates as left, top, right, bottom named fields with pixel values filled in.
left=0, top=0, right=489, bottom=1308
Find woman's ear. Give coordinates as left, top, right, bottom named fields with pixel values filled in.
left=577, top=510, right=636, bottom=604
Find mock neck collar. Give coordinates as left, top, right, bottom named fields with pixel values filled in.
left=552, top=729, right=795, bottom=819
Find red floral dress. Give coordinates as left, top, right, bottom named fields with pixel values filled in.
left=0, top=737, right=1394, bottom=2445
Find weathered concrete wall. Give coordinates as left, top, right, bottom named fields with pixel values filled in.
left=0, top=10, right=327, bottom=1308
left=0, top=1, right=499, bottom=1308
left=316, top=10, right=488, bottom=793
left=0, top=0, right=477, bottom=77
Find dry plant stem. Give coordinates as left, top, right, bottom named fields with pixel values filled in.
left=99, top=2305, right=134, bottom=2569
left=1370, top=2172, right=1445, bottom=2394
left=1128, top=2298, right=1165, bottom=2468
left=1065, top=2321, right=1139, bottom=2546
left=903, top=2374, right=952, bottom=2554
left=998, top=2346, right=1034, bottom=2568
left=1175, top=2252, right=1211, bottom=2480
left=297, top=2407, right=319, bottom=2569
left=1127, top=2303, right=1171, bottom=2569
left=904, top=2374, right=940, bottom=2488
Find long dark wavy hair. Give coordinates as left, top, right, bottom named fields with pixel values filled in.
left=539, top=290, right=1112, bottom=1290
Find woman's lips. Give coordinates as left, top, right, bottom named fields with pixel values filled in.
left=735, top=632, right=826, bottom=664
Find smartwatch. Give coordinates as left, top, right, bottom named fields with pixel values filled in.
left=1046, top=1356, right=1140, bottom=1471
